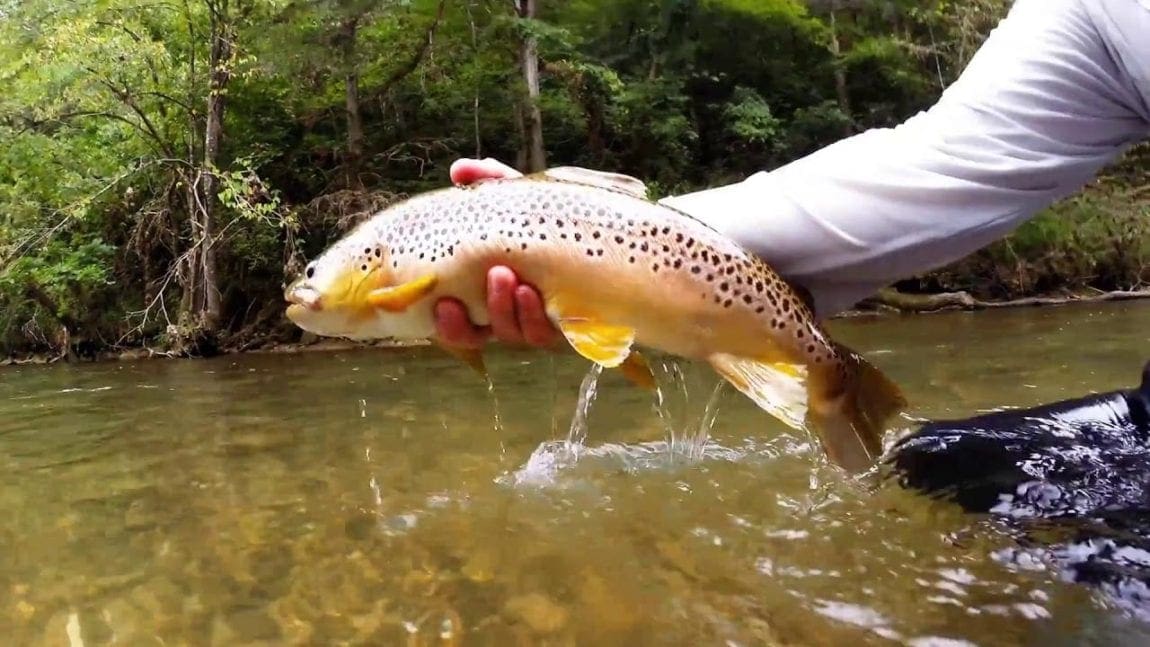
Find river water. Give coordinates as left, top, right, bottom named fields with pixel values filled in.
left=3, top=302, right=1150, bottom=646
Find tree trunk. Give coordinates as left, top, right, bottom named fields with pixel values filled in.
left=828, top=1, right=853, bottom=137
left=340, top=16, right=364, bottom=188
left=515, top=0, right=546, bottom=172
left=196, top=0, right=232, bottom=332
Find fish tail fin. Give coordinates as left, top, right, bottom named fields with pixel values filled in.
left=808, top=344, right=908, bottom=473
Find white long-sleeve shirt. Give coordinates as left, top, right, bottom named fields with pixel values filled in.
left=661, top=0, right=1150, bottom=319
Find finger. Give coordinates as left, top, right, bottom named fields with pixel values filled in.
left=515, top=284, right=561, bottom=348
left=449, top=158, right=524, bottom=185
left=486, top=266, right=525, bottom=345
left=434, top=298, right=490, bottom=349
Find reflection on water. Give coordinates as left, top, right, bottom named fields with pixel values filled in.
left=3, top=302, right=1150, bottom=645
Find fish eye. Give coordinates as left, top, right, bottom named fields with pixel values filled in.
left=305, top=263, right=316, bottom=279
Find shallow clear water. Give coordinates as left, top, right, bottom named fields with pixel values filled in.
left=4, top=302, right=1150, bottom=646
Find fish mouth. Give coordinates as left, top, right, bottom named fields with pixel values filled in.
left=284, top=284, right=323, bottom=312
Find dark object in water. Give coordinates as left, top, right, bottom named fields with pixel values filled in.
left=886, top=360, right=1150, bottom=617
left=889, top=360, right=1150, bottom=516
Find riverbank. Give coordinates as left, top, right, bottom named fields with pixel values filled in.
left=6, top=286, right=1149, bottom=368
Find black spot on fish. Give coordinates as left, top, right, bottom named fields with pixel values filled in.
left=629, top=256, right=636, bottom=263
left=374, top=248, right=381, bottom=258
left=361, top=264, right=368, bottom=271
left=755, top=306, right=765, bottom=314
left=556, top=220, right=564, bottom=228
left=723, top=298, right=733, bottom=308
left=673, top=259, right=682, bottom=269
left=743, top=295, right=753, bottom=304
left=686, top=238, right=695, bottom=248
left=593, top=231, right=601, bottom=239
left=596, top=249, right=604, bottom=257
left=586, top=249, right=594, bottom=257
left=662, top=227, right=670, bottom=235
left=640, top=242, right=649, bottom=252
left=807, top=344, right=816, bottom=353
left=521, top=243, right=528, bottom=250
left=691, top=266, right=701, bottom=274
left=615, top=235, right=624, bottom=244
left=539, top=234, right=547, bottom=241
left=676, top=233, right=684, bottom=243
left=720, top=282, right=729, bottom=292
left=651, top=263, right=659, bottom=273
left=480, top=234, right=488, bottom=241
left=364, top=247, right=371, bottom=255
left=575, top=233, right=583, bottom=242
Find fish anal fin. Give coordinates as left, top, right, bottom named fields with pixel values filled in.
left=709, top=353, right=809, bottom=431
left=367, top=275, right=438, bottom=312
left=620, top=351, right=656, bottom=391
left=533, top=166, right=650, bottom=201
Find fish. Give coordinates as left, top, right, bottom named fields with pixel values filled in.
left=284, top=166, right=908, bottom=472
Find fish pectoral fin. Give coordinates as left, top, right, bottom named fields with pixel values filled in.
left=439, top=344, right=488, bottom=378
left=534, top=166, right=650, bottom=200
left=553, top=316, right=637, bottom=369
left=366, top=275, right=438, bottom=312
left=709, top=353, right=809, bottom=431
left=619, top=351, right=657, bottom=391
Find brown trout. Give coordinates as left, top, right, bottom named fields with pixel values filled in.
left=284, top=167, right=907, bottom=472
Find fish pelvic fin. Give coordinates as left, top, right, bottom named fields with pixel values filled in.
left=439, top=344, right=488, bottom=379
left=554, top=316, right=637, bottom=368
left=367, top=274, right=438, bottom=312
left=546, top=297, right=656, bottom=389
left=807, top=345, right=908, bottom=473
left=708, top=353, right=810, bottom=431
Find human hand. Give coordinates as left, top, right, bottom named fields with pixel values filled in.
left=433, top=158, right=562, bottom=350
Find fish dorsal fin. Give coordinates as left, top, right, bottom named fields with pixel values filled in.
left=534, top=166, right=650, bottom=200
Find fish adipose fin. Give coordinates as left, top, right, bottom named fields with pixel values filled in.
left=708, top=353, right=810, bottom=431
left=367, top=274, right=438, bottom=312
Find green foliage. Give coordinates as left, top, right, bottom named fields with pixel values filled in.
left=0, top=0, right=1142, bottom=356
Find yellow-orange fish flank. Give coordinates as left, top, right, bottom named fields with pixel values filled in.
left=284, top=167, right=907, bottom=472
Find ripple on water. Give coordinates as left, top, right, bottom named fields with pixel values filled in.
left=5, top=305, right=1150, bottom=644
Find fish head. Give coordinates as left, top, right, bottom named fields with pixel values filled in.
left=284, top=228, right=398, bottom=340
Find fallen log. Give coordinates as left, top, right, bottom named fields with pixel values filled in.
left=856, top=287, right=1150, bottom=314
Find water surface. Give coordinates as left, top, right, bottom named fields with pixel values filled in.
left=4, top=302, right=1150, bottom=645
